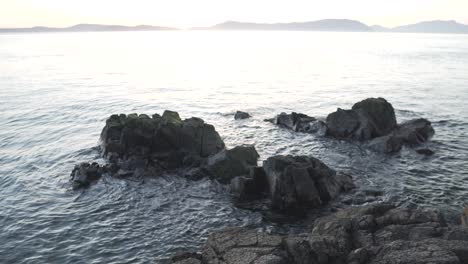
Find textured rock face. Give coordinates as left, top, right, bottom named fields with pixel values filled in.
left=273, top=112, right=327, bottom=135
left=173, top=204, right=468, bottom=264
left=262, top=155, right=354, bottom=211
left=326, top=98, right=397, bottom=140
left=366, top=118, right=435, bottom=153
left=203, top=145, right=259, bottom=183
left=99, top=111, right=226, bottom=177
left=269, top=98, right=434, bottom=153
left=234, top=111, right=251, bottom=120
left=352, top=97, right=397, bottom=137
left=70, top=162, right=106, bottom=189
left=101, top=111, right=225, bottom=160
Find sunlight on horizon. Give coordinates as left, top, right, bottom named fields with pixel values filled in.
left=1, top=0, right=468, bottom=28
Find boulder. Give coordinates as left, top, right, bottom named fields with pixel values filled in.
left=100, top=111, right=226, bottom=177
left=204, top=145, right=259, bottom=183
left=70, top=162, right=106, bottom=189
left=326, top=98, right=397, bottom=140
left=234, top=111, right=251, bottom=120
left=365, top=118, right=434, bottom=153
left=262, top=155, right=354, bottom=211
left=352, top=97, right=397, bottom=136
left=272, top=112, right=327, bottom=134
left=392, top=118, right=435, bottom=145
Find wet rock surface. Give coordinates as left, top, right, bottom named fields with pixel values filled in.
left=173, top=203, right=468, bottom=264
left=70, top=162, right=106, bottom=189
left=268, top=98, right=434, bottom=153
left=262, top=155, right=355, bottom=212
left=234, top=111, right=251, bottom=120
left=271, top=112, right=327, bottom=135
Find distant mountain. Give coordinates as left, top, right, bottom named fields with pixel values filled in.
left=371, top=25, right=390, bottom=32
left=391, top=20, right=468, bottom=34
left=194, top=19, right=373, bottom=32
left=0, top=24, right=177, bottom=33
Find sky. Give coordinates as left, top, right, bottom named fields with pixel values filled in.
left=1, top=0, right=468, bottom=28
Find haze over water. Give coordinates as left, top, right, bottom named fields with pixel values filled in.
left=1, top=31, right=468, bottom=263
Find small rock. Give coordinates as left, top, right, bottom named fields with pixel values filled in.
left=70, top=162, right=105, bottom=189
left=234, top=111, right=251, bottom=120
left=416, top=148, right=435, bottom=156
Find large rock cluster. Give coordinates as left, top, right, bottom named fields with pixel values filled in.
left=269, top=98, right=435, bottom=153
left=173, top=203, right=468, bottom=264
left=72, top=111, right=259, bottom=188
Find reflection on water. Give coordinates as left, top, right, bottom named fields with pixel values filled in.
left=0, top=31, right=468, bottom=263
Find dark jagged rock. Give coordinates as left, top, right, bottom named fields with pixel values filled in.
left=203, top=145, right=259, bottom=183
left=173, top=204, right=468, bottom=264
left=272, top=112, right=327, bottom=135
left=234, top=111, right=251, bottom=120
left=366, top=118, right=435, bottom=153
left=100, top=111, right=226, bottom=177
left=462, top=206, right=468, bottom=227
left=262, top=155, right=354, bottom=211
left=230, top=167, right=268, bottom=201
left=269, top=98, right=434, bottom=153
left=70, top=162, right=106, bottom=189
left=326, top=98, right=397, bottom=140
left=352, top=97, right=397, bottom=136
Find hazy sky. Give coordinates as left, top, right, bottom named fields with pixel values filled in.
left=1, top=0, right=468, bottom=28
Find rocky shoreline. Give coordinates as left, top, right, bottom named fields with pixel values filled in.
left=68, top=98, right=468, bottom=264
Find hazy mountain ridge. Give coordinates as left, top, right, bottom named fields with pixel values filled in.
left=0, top=24, right=177, bottom=33
left=1, top=20, right=468, bottom=34
left=194, top=19, right=372, bottom=32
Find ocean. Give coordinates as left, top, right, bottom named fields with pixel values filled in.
left=1, top=31, right=468, bottom=263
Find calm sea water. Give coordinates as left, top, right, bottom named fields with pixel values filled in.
left=1, top=31, right=468, bottom=263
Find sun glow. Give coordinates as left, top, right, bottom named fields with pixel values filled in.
left=1, top=0, right=468, bottom=28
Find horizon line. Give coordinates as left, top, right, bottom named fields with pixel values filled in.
left=1, top=18, right=468, bottom=30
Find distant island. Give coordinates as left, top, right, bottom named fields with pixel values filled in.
left=1, top=20, right=468, bottom=34
left=197, top=19, right=468, bottom=34
left=0, top=24, right=177, bottom=33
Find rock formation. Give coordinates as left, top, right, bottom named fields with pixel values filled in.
left=270, top=112, right=327, bottom=135
left=72, top=111, right=259, bottom=188
left=172, top=203, right=468, bottom=264
left=230, top=155, right=355, bottom=212
left=70, top=162, right=106, bottom=189
left=268, top=98, right=434, bottom=153
left=234, top=111, right=251, bottom=120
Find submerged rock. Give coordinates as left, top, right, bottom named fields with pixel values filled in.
left=416, top=148, right=435, bottom=156
left=462, top=206, right=468, bottom=227
left=272, top=112, right=327, bottom=135
left=70, top=162, right=106, bottom=189
left=262, top=155, right=354, bottom=212
left=173, top=203, right=468, bottom=264
left=234, top=111, right=251, bottom=120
